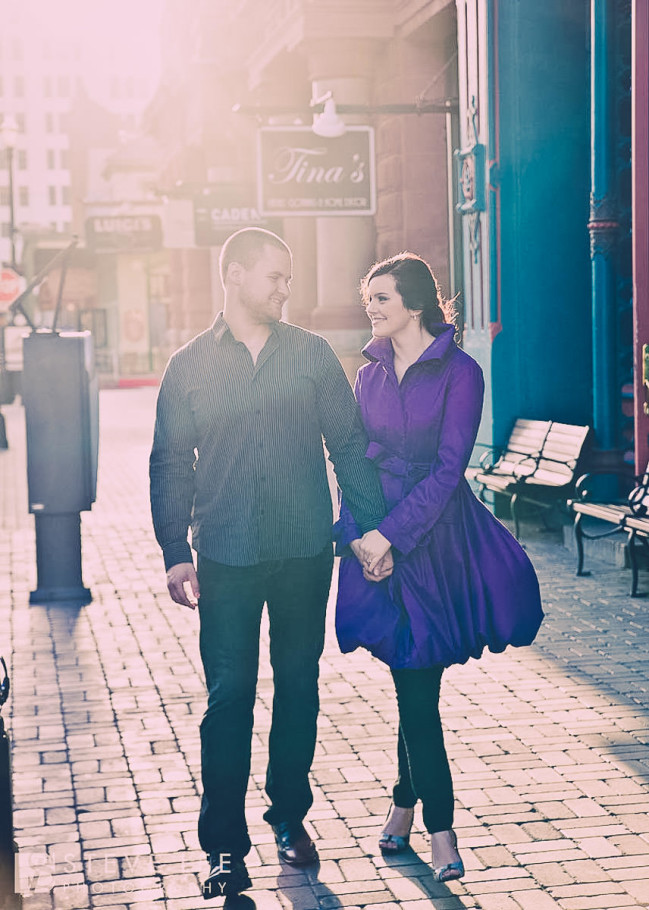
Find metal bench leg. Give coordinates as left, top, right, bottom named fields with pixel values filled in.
left=627, top=529, right=643, bottom=597
left=574, top=512, right=590, bottom=577
left=510, top=492, right=521, bottom=540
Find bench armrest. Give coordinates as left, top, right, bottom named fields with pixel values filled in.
left=465, top=442, right=501, bottom=472
left=574, top=469, right=635, bottom=501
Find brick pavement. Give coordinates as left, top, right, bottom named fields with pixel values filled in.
left=2, top=389, right=649, bottom=910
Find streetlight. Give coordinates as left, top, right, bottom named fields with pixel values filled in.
left=1, top=114, right=19, bottom=269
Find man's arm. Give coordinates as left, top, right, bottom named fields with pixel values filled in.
left=315, top=340, right=386, bottom=535
left=149, top=356, right=199, bottom=606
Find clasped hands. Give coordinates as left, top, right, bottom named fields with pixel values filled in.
left=350, top=529, right=394, bottom=582
left=166, top=529, right=394, bottom=608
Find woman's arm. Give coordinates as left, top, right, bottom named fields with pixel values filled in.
left=376, top=356, right=484, bottom=557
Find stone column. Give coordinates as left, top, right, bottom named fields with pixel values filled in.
left=305, top=39, right=380, bottom=376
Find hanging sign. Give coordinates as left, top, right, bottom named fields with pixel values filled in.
left=194, top=190, right=280, bottom=246
left=86, top=214, right=162, bottom=252
left=257, top=126, right=376, bottom=217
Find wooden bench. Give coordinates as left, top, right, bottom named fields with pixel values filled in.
left=468, top=419, right=591, bottom=538
left=570, top=467, right=649, bottom=596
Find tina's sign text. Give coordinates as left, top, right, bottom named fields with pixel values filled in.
left=257, top=127, right=376, bottom=217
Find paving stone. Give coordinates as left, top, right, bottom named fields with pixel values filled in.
left=6, top=391, right=649, bottom=909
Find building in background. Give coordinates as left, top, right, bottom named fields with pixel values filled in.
left=2, top=0, right=647, bottom=471
left=0, top=0, right=164, bottom=383
left=144, top=0, right=461, bottom=377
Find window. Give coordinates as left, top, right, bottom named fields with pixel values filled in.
left=17, top=149, right=27, bottom=169
left=15, top=112, right=24, bottom=131
left=1, top=223, right=11, bottom=237
left=47, top=149, right=56, bottom=169
left=14, top=75, right=24, bottom=97
left=18, top=186, right=28, bottom=206
left=61, top=186, right=70, bottom=205
left=0, top=187, right=10, bottom=205
left=43, top=76, right=52, bottom=97
left=60, top=149, right=69, bottom=169
left=49, top=186, right=57, bottom=205
left=57, top=75, right=70, bottom=96
left=0, top=77, right=3, bottom=96
left=46, top=113, right=54, bottom=132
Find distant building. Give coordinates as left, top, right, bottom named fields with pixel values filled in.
left=0, top=0, right=161, bottom=264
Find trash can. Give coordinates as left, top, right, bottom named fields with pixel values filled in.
left=22, top=331, right=98, bottom=605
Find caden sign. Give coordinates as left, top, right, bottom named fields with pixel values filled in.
left=257, top=126, right=376, bottom=217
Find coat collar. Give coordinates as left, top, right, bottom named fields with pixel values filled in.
left=362, top=323, right=456, bottom=366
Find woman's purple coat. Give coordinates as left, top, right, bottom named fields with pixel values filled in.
left=335, top=324, right=544, bottom=669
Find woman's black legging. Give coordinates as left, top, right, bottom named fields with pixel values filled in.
left=391, top=666, right=455, bottom=834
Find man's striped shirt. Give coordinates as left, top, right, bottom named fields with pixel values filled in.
left=149, top=314, right=385, bottom=569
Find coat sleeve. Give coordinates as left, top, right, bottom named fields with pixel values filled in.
left=149, top=355, right=198, bottom=570
left=378, top=355, right=484, bottom=555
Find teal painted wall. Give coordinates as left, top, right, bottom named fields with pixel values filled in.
left=489, top=0, right=592, bottom=444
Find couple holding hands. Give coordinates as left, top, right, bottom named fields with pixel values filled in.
left=149, top=228, right=543, bottom=899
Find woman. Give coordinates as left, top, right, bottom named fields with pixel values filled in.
left=335, top=253, right=543, bottom=882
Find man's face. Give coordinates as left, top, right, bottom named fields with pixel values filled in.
left=238, top=244, right=292, bottom=324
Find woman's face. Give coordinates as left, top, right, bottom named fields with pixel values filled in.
left=365, top=274, right=419, bottom=338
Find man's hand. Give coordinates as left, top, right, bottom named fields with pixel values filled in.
left=166, top=562, right=200, bottom=609
left=350, top=537, right=394, bottom=582
left=357, top=529, right=392, bottom=574
left=362, top=549, right=394, bottom=582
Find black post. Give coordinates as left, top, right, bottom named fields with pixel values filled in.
left=0, top=657, right=18, bottom=909
left=6, top=145, right=16, bottom=272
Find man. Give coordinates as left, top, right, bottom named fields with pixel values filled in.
left=149, top=228, right=389, bottom=899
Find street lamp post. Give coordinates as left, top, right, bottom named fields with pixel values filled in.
left=1, top=114, right=19, bottom=269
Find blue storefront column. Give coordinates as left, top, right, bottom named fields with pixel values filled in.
left=462, top=0, right=591, bottom=446
left=589, top=0, right=620, bottom=455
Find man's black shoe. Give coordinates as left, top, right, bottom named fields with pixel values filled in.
left=271, top=821, right=318, bottom=865
left=202, top=854, right=252, bottom=900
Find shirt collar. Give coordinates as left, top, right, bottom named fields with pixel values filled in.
left=211, top=312, right=283, bottom=345
left=362, top=323, right=456, bottom=365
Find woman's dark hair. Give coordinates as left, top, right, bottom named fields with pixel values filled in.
left=361, top=252, right=456, bottom=333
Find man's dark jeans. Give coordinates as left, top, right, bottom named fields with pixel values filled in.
left=196, top=546, right=334, bottom=859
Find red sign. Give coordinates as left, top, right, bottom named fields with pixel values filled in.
left=0, top=268, right=21, bottom=311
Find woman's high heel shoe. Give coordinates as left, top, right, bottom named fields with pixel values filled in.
left=379, top=805, right=414, bottom=854
left=430, top=829, right=465, bottom=882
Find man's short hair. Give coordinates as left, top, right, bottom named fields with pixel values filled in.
left=219, top=228, right=291, bottom=286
